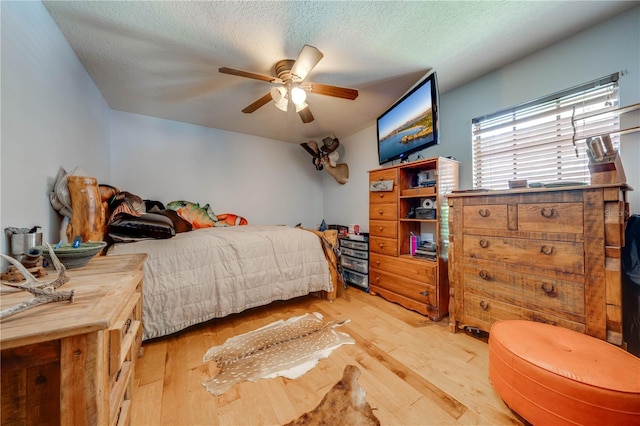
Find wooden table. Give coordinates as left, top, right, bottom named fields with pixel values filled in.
left=1, top=254, right=146, bottom=426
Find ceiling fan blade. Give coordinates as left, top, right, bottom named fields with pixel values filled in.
left=291, top=45, right=324, bottom=81
left=219, top=67, right=281, bottom=83
left=309, top=83, right=359, bottom=100
left=298, top=105, right=315, bottom=123
left=242, top=93, right=273, bottom=113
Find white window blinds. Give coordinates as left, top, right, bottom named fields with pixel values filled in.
left=471, top=74, right=619, bottom=189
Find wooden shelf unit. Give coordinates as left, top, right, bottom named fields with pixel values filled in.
left=368, top=156, right=459, bottom=320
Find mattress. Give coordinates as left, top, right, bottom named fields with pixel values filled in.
left=107, top=225, right=332, bottom=340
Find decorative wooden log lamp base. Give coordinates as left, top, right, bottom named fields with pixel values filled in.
left=66, top=175, right=106, bottom=243
left=488, top=320, right=640, bottom=425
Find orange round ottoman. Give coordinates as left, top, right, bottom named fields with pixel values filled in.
left=489, top=320, right=640, bottom=425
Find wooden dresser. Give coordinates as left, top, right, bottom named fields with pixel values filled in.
left=1, top=254, right=146, bottom=426
left=368, top=157, right=459, bottom=320
left=448, top=184, right=630, bottom=345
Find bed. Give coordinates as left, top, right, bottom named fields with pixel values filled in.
left=49, top=174, right=337, bottom=341
left=107, top=225, right=337, bottom=340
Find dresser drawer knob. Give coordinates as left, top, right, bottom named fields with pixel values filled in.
left=379, top=194, right=384, bottom=198
left=420, top=290, right=429, bottom=297
left=379, top=243, right=385, bottom=249
left=541, top=283, right=558, bottom=297
left=378, top=210, right=384, bottom=215
left=540, top=245, right=555, bottom=255
left=540, top=207, right=556, bottom=218
left=478, top=208, right=490, bottom=218
left=375, top=260, right=380, bottom=266
left=479, top=300, right=490, bottom=310
left=378, top=226, right=384, bottom=231
left=479, top=270, right=491, bottom=280
left=479, top=239, right=490, bottom=248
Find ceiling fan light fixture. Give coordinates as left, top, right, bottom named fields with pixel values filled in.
left=294, top=101, right=309, bottom=112
left=290, top=86, right=307, bottom=105
left=270, top=86, right=288, bottom=111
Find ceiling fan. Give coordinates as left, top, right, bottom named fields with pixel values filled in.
left=219, top=45, right=358, bottom=123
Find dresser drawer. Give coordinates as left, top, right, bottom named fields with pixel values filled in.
left=463, top=292, right=585, bottom=334
left=369, top=220, right=397, bottom=239
left=463, top=235, right=584, bottom=275
left=463, top=204, right=508, bottom=230
left=517, top=202, right=584, bottom=234
left=462, top=263, right=585, bottom=321
left=370, top=268, right=435, bottom=305
left=369, top=203, right=397, bottom=221
left=109, top=292, right=142, bottom=378
left=370, top=252, right=435, bottom=284
left=369, top=236, right=398, bottom=256
left=109, top=359, right=134, bottom=426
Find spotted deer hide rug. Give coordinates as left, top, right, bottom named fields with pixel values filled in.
left=202, top=312, right=355, bottom=395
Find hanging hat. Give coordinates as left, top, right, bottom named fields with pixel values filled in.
left=320, top=136, right=339, bottom=153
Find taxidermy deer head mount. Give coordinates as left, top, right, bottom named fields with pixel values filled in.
left=300, top=136, right=349, bottom=184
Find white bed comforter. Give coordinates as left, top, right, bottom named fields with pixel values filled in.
left=107, top=226, right=332, bottom=340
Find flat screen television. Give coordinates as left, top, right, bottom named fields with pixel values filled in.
left=376, top=71, right=439, bottom=165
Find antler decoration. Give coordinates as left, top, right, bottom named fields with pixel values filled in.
left=0, top=243, right=73, bottom=320
left=300, top=135, right=349, bottom=184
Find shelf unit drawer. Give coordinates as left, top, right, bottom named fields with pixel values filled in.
left=369, top=268, right=435, bottom=306
left=370, top=252, right=435, bottom=284
left=369, top=168, right=397, bottom=184
left=370, top=220, right=397, bottom=239
left=369, top=236, right=398, bottom=256
left=369, top=203, right=397, bottom=221
left=370, top=191, right=397, bottom=204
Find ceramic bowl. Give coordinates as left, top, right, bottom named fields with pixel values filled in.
left=37, top=241, right=107, bottom=269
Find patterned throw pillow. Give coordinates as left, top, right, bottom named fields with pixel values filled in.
left=166, top=201, right=217, bottom=229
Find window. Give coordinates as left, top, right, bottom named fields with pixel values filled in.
left=471, top=74, right=619, bottom=189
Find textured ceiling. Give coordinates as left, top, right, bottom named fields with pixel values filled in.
left=43, top=1, right=636, bottom=144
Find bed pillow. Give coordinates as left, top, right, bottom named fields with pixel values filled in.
left=148, top=208, right=193, bottom=233
left=108, top=212, right=175, bottom=242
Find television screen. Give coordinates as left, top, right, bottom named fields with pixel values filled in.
left=377, top=71, right=439, bottom=165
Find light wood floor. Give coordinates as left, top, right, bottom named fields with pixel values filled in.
left=131, top=285, right=523, bottom=425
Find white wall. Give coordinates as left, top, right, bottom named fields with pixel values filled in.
left=2, top=2, right=638, bottom=255
left=109, top=111, right=324, bottom=228
left=1, top=1, right=111, bottom=252
left=325, top=6, right=640, bottom=231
